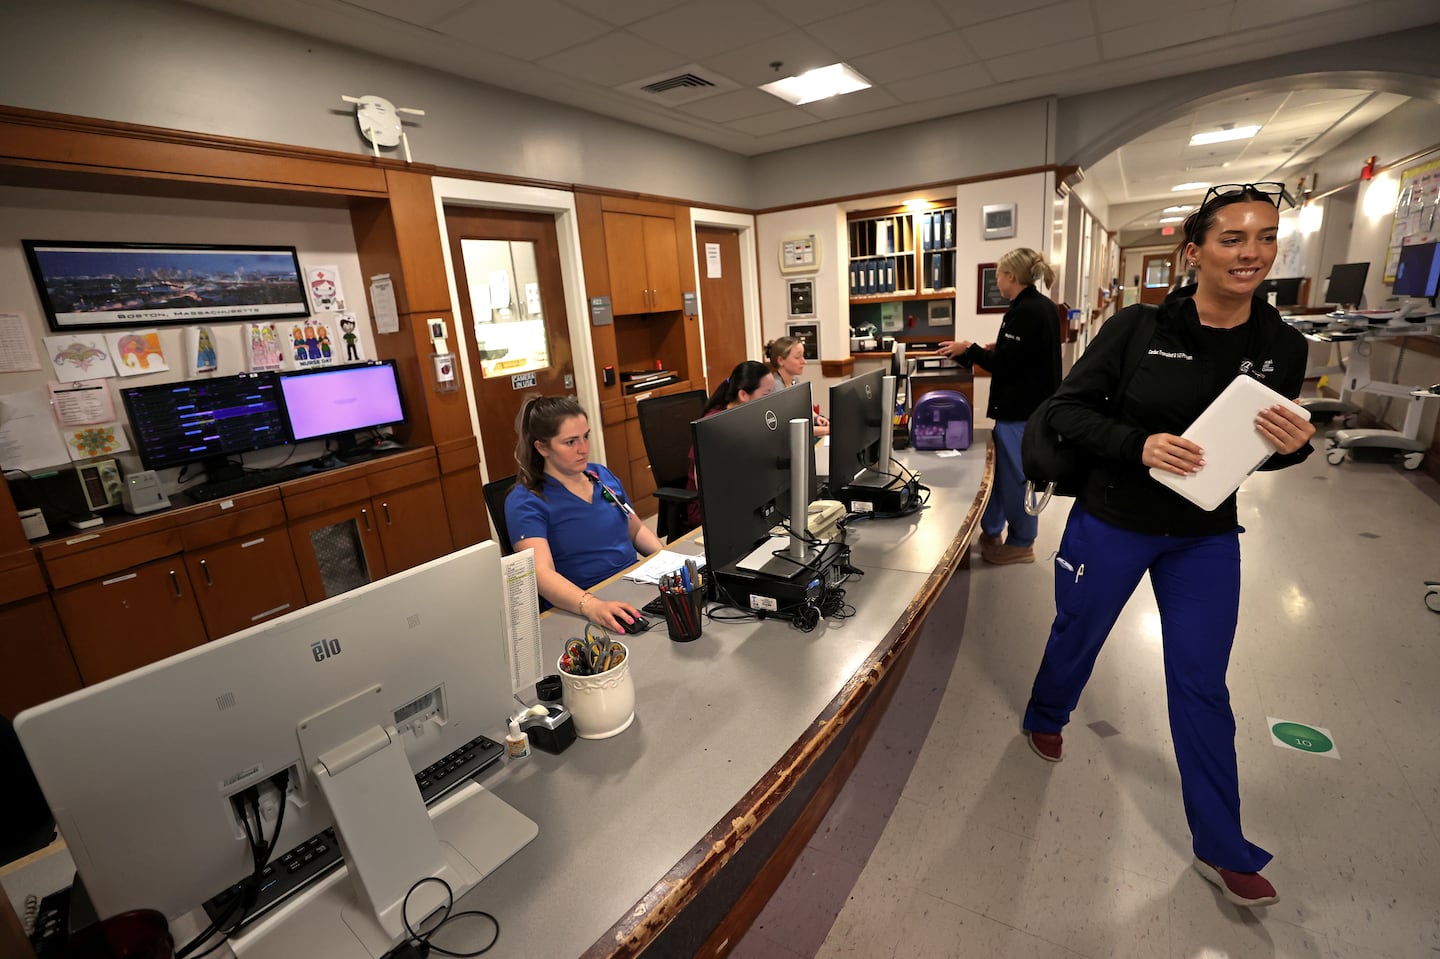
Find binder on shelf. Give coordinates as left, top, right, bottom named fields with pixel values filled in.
left=943, top=209, right=954, bottom=248
left=886, top=257, right=895, bottom=292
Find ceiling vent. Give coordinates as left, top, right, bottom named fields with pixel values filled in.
left=618, top=65, right=738, bottom=106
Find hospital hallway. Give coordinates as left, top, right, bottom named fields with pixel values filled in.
left=733, top=445, right=1440, bottom=959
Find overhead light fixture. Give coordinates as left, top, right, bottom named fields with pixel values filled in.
left=1159, top=216, right=1185, bottom=223
left=1188, top=124, right=1262, bottom=146
left=760, top=63, right=871, bottom=106
left=1172, top=182, right=1210, bottom=191
left=1163, top=205, right=1193, bottom=213
left=902, top=199, right=933, bottom=211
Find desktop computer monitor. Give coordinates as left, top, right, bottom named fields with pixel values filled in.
left=692, top=381, right=815, bottom=574
left=1323, top=262, right=1370, bottom=309
left=279, top=360, right=406, bottom=456
left=14, top=542, right=535, bottom=951
left=1392, top=241, right=1440, bottom=298
left=1256, top=276, right=1303, bottom=308
left=828, top=368, right=887, bottom=486
left=119, top=372, right=290, bottom=481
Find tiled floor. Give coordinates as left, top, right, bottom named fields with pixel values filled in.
left=736, top=448, right=1440, bottom=959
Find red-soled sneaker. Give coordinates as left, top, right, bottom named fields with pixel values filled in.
left=1024, top=729, right=1063, bottom=762
left=1193, top=857, right=1279, bottom=907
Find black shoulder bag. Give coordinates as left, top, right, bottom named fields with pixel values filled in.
left=1021, top=305, right=1157, bottom=515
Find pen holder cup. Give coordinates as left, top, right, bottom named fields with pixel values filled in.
left=557, top=641, right=634, bottom=739
left=660, top=588, right=704, bottom=643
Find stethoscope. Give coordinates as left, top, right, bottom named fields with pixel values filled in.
left=585, top=469, right=635, bottom=518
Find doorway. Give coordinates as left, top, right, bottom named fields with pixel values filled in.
left=695, top=226, right=747, bottom=391
left=1140, top=252, right=1175, bottom=305
left=444, top=206, right=575, bottom=477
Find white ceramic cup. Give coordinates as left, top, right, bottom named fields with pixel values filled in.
left=557, top=641, right=635, bottom=739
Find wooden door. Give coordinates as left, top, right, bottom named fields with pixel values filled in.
left=1140, top=253, right=1174, bottom=305
left=445, top=206, right=576, bottom=479
left=695, top=226, right=746, bottom=393
left=185, top=527, right=306, bottom=639
left=54, top=558, right=208, bottom=684
left=373, top=480, right=453, bottom=574
left=602, top=213, right=650, bottom=314
left=287, top=503, right=387, bottom=605
left=642, top=215, right=683, bottom=311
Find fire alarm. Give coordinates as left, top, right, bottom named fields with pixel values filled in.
left=1361, top=156, right=1378, bottom=181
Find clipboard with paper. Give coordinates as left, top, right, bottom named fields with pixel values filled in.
left=1149, top=375, right=1310, bottom=511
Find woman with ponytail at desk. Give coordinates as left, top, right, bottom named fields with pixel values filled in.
left=505, top=395, right=662, bottom=631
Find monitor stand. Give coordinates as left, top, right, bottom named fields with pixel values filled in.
left=201, top=456, right=245, bottom=485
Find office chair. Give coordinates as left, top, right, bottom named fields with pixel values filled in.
left=636, top=389, right=706, bottom=543
left=482, top=474, right=519, bottom=555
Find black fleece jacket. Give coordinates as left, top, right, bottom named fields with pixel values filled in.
left=1046, top=285, right=1313, bottom=536
left=959, top=284, right=1062, bottom=421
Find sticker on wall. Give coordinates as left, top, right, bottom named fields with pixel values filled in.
left=248, top=323, right=283, bottom=372
left=288, top=318, right=336, bottom=369
left=306, top=265, right=346, bottom=312
left=45, top=333, right=117, bottom=382
left=63, top=423, right=131, bottom=461
left=186, top=326, right=219, bottom=378
left=106, top=330, right=169, bottom=376
left=337, top=313, right=363, bottom=362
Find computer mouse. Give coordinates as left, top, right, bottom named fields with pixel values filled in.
left=619, top=615, right=651, bottom=634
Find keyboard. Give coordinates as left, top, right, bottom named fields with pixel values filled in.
left=200, top=733, right=504, bottom=930
left=186, top=463, right=316, bottom=503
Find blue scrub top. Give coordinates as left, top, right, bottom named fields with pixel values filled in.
left=505, top=463, right=636, bottom=590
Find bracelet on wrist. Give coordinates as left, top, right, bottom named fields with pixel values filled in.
left=578, top=592, right=593, bottom=614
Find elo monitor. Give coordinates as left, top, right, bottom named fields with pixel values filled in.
left=1323, top=262, right=1369, bottom=310
left=1256, top=276, right=1303, bottom=308
left=1392, top=241, right=1440, bottom=298
left=119, top=372, right=289, bottom=481
left=279, top=360, right=405, bottom=456
left=827, top=369, right=887, bottom=486
left=14, top=542, right=536, bottom=953
left=692, top=382, right=815, bottom=575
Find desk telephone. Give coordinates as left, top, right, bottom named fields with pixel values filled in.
left=767, top=499, right=845, bottom=540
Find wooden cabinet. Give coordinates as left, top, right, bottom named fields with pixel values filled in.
left=287, top=499, right=388, bottom=606
left=603, top=212, right=682, bottom=314
left=0, top=592, right=81, bottom=719
left=184, top=528, right=305, bottom=639
left=53, top=556, right=208, bottom=685
left=847, top=205, right=956, bottom=301
left=371, top=480, right=451, bottom=573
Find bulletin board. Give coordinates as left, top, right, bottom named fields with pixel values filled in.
left=1383, top=156, right=1440, bottom=282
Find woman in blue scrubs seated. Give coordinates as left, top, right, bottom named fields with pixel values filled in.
left=506, top=395, right=662, bottom=631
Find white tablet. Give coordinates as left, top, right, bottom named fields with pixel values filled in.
left=1149, top=375, right=1311, bottom=511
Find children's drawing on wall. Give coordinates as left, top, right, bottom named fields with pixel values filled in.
left=44, top=333, right=117, bottom=382
left=338, top=313, right=362, bottom=362
left=63, top=424, right=130, bottom=461
left=248, top=323, right=283, bottom=372
left=306, top=266, right=345, bottom=312
left=106, top=330, right=169, bottom=377
left=289, top=318, right=335, bottom=369
left=186, top=326, right=219, bottom=377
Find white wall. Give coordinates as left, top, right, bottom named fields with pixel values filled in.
left=0, top=185, right=377, bottom=486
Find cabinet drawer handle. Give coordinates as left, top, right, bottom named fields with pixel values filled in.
left=169, top=570, right=182, bottom=598
left=382, top=502, right=393, bottom=526
left=200, top=559, right=213, bottom=587
left=361, top=507, right=372, bottom=532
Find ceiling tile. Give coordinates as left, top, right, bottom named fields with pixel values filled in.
left=800, top=86, right=903, bottom=120
left=1092, top=0, right=1209, bottom=33
left=434, top=0, right=613, bottom=59
left=675, top=88, right=787, bottom=122
left=338, top=0, right=472, bottom=28
left=1099, top=5, right=1232, bottom=60
left=626, top=0, right=793, bottom=59
left=560, top=0, right=692, bottom=27
left=887, top=62, right=992, bottom=103
left=805, top=0, right=956, bottom=60
left=755, top=0, right=874, bottom=27
left=1230, top=0, right=1364, bottom=30
left=848, top=31, right=975, bottom=85
left=985, top=37, right=1099, bottom=84
left=931, top=0, right=1057, bottom=29
left=725, top=108, right=820, bottom=136
left=701, top=29, right=841, bottom=87
left=962, top=0, right=1094, bottom=60
left=539, top=30, right=690, bottom=86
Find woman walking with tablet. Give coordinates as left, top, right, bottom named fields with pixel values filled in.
left=1020, top=184, right=1316, bottom=908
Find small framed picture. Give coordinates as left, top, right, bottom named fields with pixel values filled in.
left=977, top=263, right=1008, bottom=314
left=787, top=278, right=816, bottom=318
left=785, top=321, right=819, bottom=360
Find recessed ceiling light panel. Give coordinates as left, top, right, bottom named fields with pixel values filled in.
left=1189, top=124, right=1262, bottom=146
left=760, top=63, right=871, bottom=106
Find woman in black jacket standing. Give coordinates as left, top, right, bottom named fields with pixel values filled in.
left=938, top=247, right=1061, bottom=564
left=1020, top=184, right=1316, bottom=909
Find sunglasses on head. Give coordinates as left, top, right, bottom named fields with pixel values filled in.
left=1199, top=182, right=1291, bottom=210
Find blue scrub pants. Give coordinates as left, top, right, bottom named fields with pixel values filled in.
left=985, top=420, right=1038, bottom=547
left=1022, top=504, right=1271, bottom=873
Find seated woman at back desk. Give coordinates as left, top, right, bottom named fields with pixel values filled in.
left=685, top=361, right=775, bottom=529
left=765, top=336, right=830, bottom=437
left=505, top=395, right=662, bottom=632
